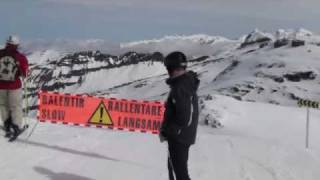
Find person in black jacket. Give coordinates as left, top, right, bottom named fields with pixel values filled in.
left=160, top=51, right=200, bottom=180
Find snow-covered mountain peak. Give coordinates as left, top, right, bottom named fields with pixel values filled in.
left=296, top=28, right=313, bottom=36
left=2, top=28, right=320, bottom=113
left=243, top=29, right=274, bottom=44
left=121, top=34, right=230, bottom=48
left=275, top=28, right=315, bottom=40
left=119, top=34, right=237, bottom=57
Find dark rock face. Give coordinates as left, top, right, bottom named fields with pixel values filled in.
left=27, top=51, right=164, bottom=98
left=259, top=42, right=269, bottom=48
left=255, top=63, right=285, bottom=69
left=240, top=37, right=272, bottom=48
left=274, top=77, right=284, bottom=83
left=274, top=39, right=290, bottom=48
left=134, top=82, right=147, bottom=88
left=152, top=52, right=164, bottom=61
left=231, top=87, right=240, bottom=93
left=189, top=56, right=210, bottom=63
left=288, top=93, right=300, bottom=100
left=254, top=72, right=284, bottom=83
left=244, top=49, right=256, bottom=54
left=204, top=94, right=213, bottom=101
left=204, top=114, right=223, bottom=128
left=291, top=40, right=305, bottom=47
left=284, top=71, right=316, bottom=82
left=213, top=60, right=239, bottom=82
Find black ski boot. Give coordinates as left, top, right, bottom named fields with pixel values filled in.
left=4, top=118, right=13, bottom=138
left=8, top=124, right=25, bottom=142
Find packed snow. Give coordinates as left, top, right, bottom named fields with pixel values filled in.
left=1, top=95, right=319, bottom=180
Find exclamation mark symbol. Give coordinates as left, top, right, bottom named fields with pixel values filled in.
left=100, top=106, right=104, bottom=123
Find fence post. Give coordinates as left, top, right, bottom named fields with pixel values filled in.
left=306, top=107, right=310, bottom=149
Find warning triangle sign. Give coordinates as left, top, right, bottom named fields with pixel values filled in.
left=88, top=101, right=113, bottom=126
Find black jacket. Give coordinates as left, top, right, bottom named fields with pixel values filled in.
left=161, top=71, right=200, bottom=145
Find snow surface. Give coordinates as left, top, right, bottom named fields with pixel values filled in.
left=1, top=95, right=319, bottom=180
left=73, top=62, right=166, bottom=94
left=1, top=29, right=320, bottom=179
left=27, top=49, right=64, bottom=64
left=120, top=34, right=237, bottom=57
left=15, top=34, right=238, bottom=62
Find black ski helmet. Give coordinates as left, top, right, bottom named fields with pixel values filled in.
left=164, top=51, right=187, bottom=70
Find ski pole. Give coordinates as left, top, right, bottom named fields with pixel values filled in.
left=19, top=66, right=29, bottom=127
left=22, top=77, right=28, bottom=126
left=25, top=119, right=39, bottom=141
left=168, top=144, right=176, bottom=180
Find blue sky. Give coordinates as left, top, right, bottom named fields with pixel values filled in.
left=1, top=0, right=319, bottom=43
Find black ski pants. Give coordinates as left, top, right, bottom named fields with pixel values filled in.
left=168, top=140, right=191, bottom=180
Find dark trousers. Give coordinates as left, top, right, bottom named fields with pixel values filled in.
left=168, top=140, right=191, bottom=180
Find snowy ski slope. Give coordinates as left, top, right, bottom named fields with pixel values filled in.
left=0, top=95, right=319, bottom=180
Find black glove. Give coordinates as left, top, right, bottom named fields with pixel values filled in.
left=159, top=129, right=167, bottom=143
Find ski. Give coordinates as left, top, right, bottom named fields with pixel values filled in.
left=8, top=124, right=29, bottom=142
